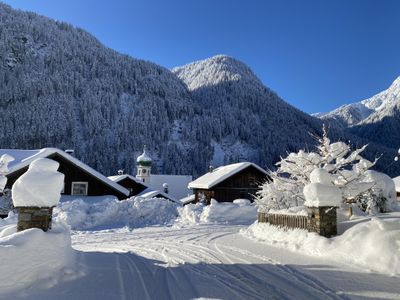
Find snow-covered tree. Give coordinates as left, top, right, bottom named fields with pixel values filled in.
left=256, top=126, right=378, bottom=211
left=0, top=154, right=14, bottom=215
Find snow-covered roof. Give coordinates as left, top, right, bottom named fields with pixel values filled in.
left=188, top=162, right=267, bottom=189
left=148, top=174, right=192, bottom=199
left=392, top=176, right=400, bottom=192
left=137, top=187, right=178, bottom=204
left=108, top=174, right=145, bottom=185
left=179, top=194, right=195, bottom=205
left=0, top=148, right=129, bottom=197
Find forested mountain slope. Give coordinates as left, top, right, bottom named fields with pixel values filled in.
left=0, top=3, right=398, bottom=177
left=172, top=55, right=324, bottom=168
left=0, top=3, right=196, bottom=175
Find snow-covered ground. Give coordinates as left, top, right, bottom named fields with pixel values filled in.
left=1, top=197, right=400, bottom=299
left=3, top=223, right=398, bottom=300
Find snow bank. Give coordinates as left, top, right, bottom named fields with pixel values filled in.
left=0, top=219, right=75, bottom=294
left=177, top=199, right=257, bottom=225
left=245, top=217, right=400, bottom=276
left=54, top=196, right=178, bottom=230
left=12, top=158, right=64, bottom=208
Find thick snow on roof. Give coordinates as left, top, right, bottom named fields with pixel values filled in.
left=0, top=148, right=129, bottom=197
left=148, top=174, right=192, bottom=199
left=108, top=174, right=145, bottom=185
left=189, top=162, right=267, bottom=189
left=392, top=176, right=400, bottom=192
left=137, top=187, right=178, bottom=204
left=179, top=194, right=195, bottom=205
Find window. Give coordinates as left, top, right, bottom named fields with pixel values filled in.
left=249, top=177, right=256, bottom=186
left=71, top=182, right=88, bottom=196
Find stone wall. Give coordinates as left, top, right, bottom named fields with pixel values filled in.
left=307, top=206, right=337, bottom=237
left=17, top=207, right=53, bottom=232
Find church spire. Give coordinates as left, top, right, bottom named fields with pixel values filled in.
left=136, top=146, right=152, bottom=183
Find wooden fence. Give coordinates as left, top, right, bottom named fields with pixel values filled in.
left=258, top=212, right=308, bottom=230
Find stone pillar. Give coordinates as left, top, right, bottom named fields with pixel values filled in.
left=17, top=206, right=53, bottom=232
left=307, top=206, right=338, bottom=238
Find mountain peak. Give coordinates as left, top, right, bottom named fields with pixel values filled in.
left=315, top=75, right=400, bottom=128
left=390, top=75, right=400, bottom=89
left=172, top=55, right=261, bottom=91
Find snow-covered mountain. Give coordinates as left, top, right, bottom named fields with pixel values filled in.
left=315, top=76, right=400, bottom=128
left=0, top=3, right=398, bottom=177
left=313, top=76, right=400, bottom=154
left=172, top=55, right=324, bottom=168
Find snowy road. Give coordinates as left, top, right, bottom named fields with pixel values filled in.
left=11, top=224, right=400, bottom=300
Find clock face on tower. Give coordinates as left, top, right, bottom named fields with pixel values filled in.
left=142, top=169, right=146, bottom=174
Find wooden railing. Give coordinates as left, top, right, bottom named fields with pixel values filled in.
left=258, top=212, right=308, bottom=230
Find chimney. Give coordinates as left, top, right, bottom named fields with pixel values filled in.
left=65, top=149, right=74, bottom=156
left=163, top=183, right=169, bottom=194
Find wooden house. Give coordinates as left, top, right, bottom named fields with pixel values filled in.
left=188, top=162, right=268, bottom=204
left=108, top=173, right=179, bottom=203
left=108, top=174, right=148, bottom=197
left=136, top=189, right=178, bottom=203
left=0, top=148, right=129, bottom=200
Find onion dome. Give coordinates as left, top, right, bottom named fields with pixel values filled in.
left=136, top=147, right=152, bottom=166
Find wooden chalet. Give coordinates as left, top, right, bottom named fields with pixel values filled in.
left=137, top=189, right=178, bottom=203
left=108, top=174, right=148, bottom=197
left=188, top=162, right=268, bottom=204
left=108, top=173, right=179, bottom=203
left=0, top=148, right=129, bottom=200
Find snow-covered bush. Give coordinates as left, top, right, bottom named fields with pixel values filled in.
left=0, top=154, right=14, bottom=215
left=256, top=126, right=382, bottom=212
left=356, top=170, right=398, bottom=214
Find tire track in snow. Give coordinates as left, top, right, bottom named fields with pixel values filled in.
left=72, top=226, right=351, bottom=300
left=115, top=255, right=128, bottom=300
left=121, top=253, right=152, bottom=300
left=216, top=243, right=348, bottom=300
left=128, top=241, right=285, bottom=299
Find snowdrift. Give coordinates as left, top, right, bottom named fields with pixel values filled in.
left=55, top=196, right=179, bottom=230
left=178, top=199, right=257, bottom=225
left=0, top=220, right=75, bottom=294
left=245, top=217, right=400, bottom=276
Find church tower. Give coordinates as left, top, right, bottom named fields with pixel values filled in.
left=136, top=146, right=152, bottom=184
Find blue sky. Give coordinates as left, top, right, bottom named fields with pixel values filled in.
left=3, top=0, right=400, bottom=113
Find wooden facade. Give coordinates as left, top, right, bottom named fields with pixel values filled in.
left=193, top=165, right=268, bottom=204
left=5, top=153, right=128, bottom=200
